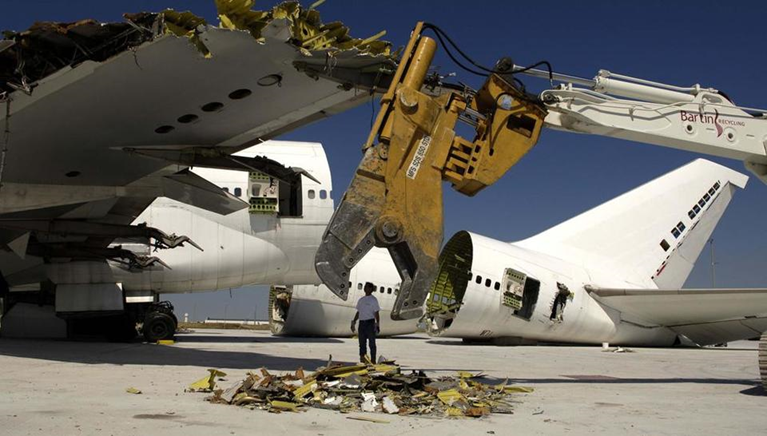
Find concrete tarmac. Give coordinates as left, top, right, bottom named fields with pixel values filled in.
left=1, top=329, right=764, bottom=436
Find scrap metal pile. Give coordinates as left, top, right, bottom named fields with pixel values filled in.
left=188, top=360, right=532, bottom=418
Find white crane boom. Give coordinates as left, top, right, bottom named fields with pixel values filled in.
left=516, top=68, right=767, bottom=183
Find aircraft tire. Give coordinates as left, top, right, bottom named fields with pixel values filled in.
left=143, top=312, right=176, bottom=342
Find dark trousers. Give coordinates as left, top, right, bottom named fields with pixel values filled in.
left=358, top=319, right=377, bottom=363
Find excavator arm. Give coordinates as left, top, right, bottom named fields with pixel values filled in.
left=316, top=22, right=767, bottom=322
left=511, top=68, right=767, bottom=180
left=314, top=23, right=547, bottom=320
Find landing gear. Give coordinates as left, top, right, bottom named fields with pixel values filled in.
left=141, top=301, right=178, bottom=342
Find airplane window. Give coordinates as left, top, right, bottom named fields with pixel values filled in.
left=693, top=205, right=701, bottom=213
left=703, top=193, right=710, bottom=202
left=485, top=278, right=491, bottom=287
left=394, top=288, right=399, bottom=295
left=234, top=187, right=242, bottom=197
left=222, top=187, right=229, bottom=193
left=387, top=288, right=392, bottom=294
left=494, top=282, right=500, bottom=291
left=308, top=190, right=316, bottom=199
left=468, top=272, right=473, bottom=280
left=660, top=239, right=670, bottom=251
left=708, top=188, right=715, bottom=196
left=714, top=182, right=721, bottom=190
left=671, top=228, right=680, bottom=239
left=688, top=210, right=696, bottom=219
left=476, top=275, right=482, bottom=284
left=320, top=190, right=327, bottom=200
left=357, top=283, right=362, bottom=290
left=698, top=199, right=705, bottom=208
left=379, top=286, right=385, bottom=293
left=677, top=222, right=686, bottom=232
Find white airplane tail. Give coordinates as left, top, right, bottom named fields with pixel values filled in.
left=517, top=159, right=748, bottom=288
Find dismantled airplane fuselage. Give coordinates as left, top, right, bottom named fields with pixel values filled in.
left=269, top=247, right=419, bottom=337
left=423, top=160, right=767, bottom=347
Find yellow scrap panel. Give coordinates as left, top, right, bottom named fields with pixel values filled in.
left=292, top=380, right=317, bottom=400
left=436, top=389, right=465, bottom=406
left=270, top=400, right=300, bottom=411
left=318, top=363, right=368, bottom=377
left=503, top=386, right=534, bottom=393
left=214, top=0, right=390, bottom=55
left=373, top=364, right=400, bottom=374
left=189, top=369, right=227, bottom=391
left=333, top=368, right=369, bottom=378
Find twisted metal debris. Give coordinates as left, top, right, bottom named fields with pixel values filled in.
left=188, top=360, right=532, bottom=418
left=0, top=0, right=391, bottom=94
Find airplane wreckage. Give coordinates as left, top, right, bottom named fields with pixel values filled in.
left=0, top=1, right=396, bottom=339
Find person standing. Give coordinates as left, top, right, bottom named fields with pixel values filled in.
left=351, top=282, right=380, bottom=364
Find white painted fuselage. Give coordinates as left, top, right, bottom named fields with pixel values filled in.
left=433, top=233, right=678, bottom=345
left=270, top=247, right=419, bottom=337
left=111, top=141, right=333, bottom=294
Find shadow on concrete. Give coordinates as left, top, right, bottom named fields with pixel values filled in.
left=177, top=335, right=343, bottom=344
left=0, top=336, right=343, bottom=370
left=387, top=335, right=431, bottom=340
left=739, top=386, right=767, bottom=396
left=504, top=376, right=760, bottom=388
left=426, top=339, right=759, bottom=353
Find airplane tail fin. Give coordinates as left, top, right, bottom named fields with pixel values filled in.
left=516, top=159, right=748, bottom=288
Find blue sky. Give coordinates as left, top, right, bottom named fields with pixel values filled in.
left=3, top=1, right=767, bottom=321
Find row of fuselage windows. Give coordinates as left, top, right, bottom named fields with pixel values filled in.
left=468, top=272, right=502, bottom=291
left=659, top=181, right=721, bottom=252
left=351, top=282, right=398, bottom=295
left=350, top=271, right=504, bottom=298
left=221, top=186, right=330, bottom=200
left=429, top=272, right=501, bottom=306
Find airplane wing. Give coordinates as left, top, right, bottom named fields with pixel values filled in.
left=0, top=6, right=392, bottom=210
left=589, top=287, right=767, bottom=345
left=0, top=4, right=394, bottom=276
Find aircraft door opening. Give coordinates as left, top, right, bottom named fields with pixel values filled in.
left=501, top=268, right=539, bottom=320
left=248, top=171, right=303, bottom=217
